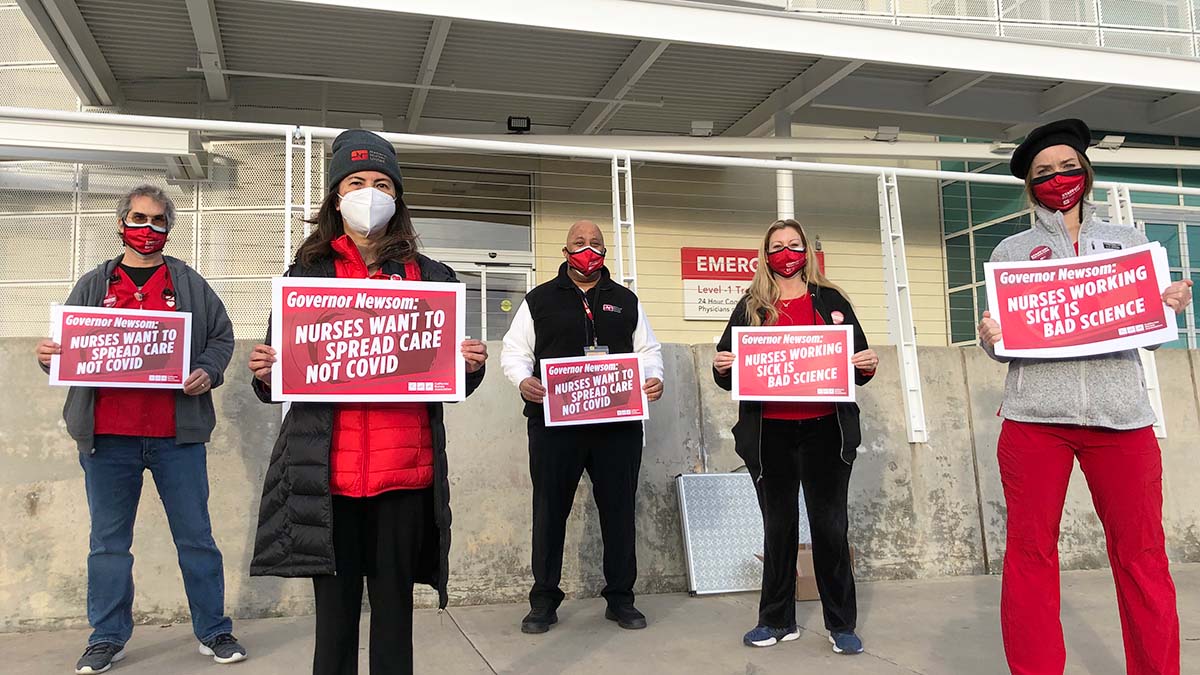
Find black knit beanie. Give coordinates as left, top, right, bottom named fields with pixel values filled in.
left=328, top=129, right=403, bottom=194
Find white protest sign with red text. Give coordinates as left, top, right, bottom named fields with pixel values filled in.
left=732, top=325, right=854, bottom=402
left=49, top=305, right=191, bottom=388
left=540, top=354, right=649, bottom=427
left=270, top=277, right=466, bottom=402
left=984, top=242, right=1177, bottom=358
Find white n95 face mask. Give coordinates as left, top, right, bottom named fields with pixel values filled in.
left=339, top=187, right=396, bottom=238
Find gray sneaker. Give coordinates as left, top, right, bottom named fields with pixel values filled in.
left=75, top=642, right=126, bottom=674
left=198, top=634, right=247, bottom=664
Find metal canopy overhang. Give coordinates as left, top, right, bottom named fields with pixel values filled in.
left=15, top=0, right=1200, bottom=141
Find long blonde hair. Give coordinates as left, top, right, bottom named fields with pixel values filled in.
left=744, top=219, right=846, bottom=326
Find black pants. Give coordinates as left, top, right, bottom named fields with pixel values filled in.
left=527, top=418, right=643, bottom=610
left=312, top=488, right=436, bottom=675
left=750, top=416, right=856, bottom=632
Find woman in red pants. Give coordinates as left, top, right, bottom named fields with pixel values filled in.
left=978, top=118, right=1193, bottom=675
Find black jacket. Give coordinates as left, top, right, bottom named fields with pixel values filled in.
left=248, top=253, right=485, bottom=609
left=520, top=262, right=642, bottom=418
left=713, top=284, right=873, bottom=466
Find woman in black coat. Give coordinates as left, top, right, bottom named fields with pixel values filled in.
left=246, top=130, right=486, bottom=675
left=712, top=219, right=876, bottom=655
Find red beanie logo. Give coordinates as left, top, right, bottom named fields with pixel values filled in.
left=351, top=149, right=369, bottom=161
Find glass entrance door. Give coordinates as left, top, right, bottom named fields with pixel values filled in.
left=450, top=264, right=533, bottom=340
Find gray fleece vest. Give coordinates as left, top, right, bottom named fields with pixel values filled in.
left=980, top=202, right=1158, bottom=430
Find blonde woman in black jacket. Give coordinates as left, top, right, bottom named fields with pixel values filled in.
left=713, top=219, right=877, bottom=655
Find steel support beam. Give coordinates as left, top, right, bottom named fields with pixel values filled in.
left=570, top=40, right=668, bottom=135
left=15, top=0, right=122, bottom=106
left=184, top=0, right=229, bottom=101
left=724, top=58, right=863, bottom=137
left=406, top=18, right=452, bottom=133
left=1039, top=82, right=1108, bottom=116
left=1149, top=93, right=1200, bottom=125
left=926, top=71, right=989, bottom=107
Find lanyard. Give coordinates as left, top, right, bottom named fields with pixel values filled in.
left=578, top=289, right=598, bottom=347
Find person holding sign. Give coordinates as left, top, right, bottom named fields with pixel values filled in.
left=712, top=219, right=876, bottom=655
left=500, top=220, right=664, bottom=634
left=34, top=185, right=244, bottom=673
left=244, top=130, right=487, bottom=675
left=978, top=118, right=1192, bottom=675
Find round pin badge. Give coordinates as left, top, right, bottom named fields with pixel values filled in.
left=1029, top=245, right=1053, bottom=261
left=830, top=310, right=845, bottom=324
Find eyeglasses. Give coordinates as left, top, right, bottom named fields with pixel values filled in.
left=124, top=212, right=169, bottom=232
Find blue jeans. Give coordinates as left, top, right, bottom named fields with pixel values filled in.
left=80, top=436, right=232, bottom=647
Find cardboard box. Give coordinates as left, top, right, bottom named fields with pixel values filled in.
left=756, top=544, right=855, bottom=602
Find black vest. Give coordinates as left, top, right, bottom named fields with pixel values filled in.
left=523, top=263, right=641, bottom=417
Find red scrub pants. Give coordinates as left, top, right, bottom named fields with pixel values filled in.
left=997, top=420, right=1178, bottom=675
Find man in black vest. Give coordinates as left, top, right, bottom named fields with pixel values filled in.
left=501, top=220, right=664, bottom=634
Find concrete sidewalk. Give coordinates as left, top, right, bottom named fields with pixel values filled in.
left=5, top=565, right=1198, bottom=675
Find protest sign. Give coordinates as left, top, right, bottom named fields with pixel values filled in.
left=984, top=242, right=1176, bottom=358
left=540, top=354, right=649, bottom=427
left=49, top=305, right=190, bottom=388
left=732, top=325, right=854, bottom=402
left=271, top=277, right=466, bottom=402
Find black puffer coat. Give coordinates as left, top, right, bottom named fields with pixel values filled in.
left=249, top=254, right=485, bottom=609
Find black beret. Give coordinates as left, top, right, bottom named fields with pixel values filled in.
left=328, top=129, right=403, bottom=194
left=1009, top=118, right=1092, bottom=178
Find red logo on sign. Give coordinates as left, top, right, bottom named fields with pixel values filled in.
left=351, top=149, right=369, bottom=161
left=1029, top=246, right=1053, bottom=261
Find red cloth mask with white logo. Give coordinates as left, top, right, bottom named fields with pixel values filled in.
left=121, top=224, right=168, bottom=255
left=566, top=246, right=605, bottom=276
left=767, top=247, right=807, bottom=278
left=1031, top=169, right=1087, bottom=212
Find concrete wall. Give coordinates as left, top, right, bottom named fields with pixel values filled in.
left=4, top=339, right=1200, bottom=632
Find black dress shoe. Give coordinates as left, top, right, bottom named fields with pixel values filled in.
left=521, top=608, right=558, bottom=634
left=605, top=604, right=647, bottom=630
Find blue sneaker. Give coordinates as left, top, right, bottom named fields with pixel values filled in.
left=743, top=624, right=800, bottom=647
left=829, top=631, right=864, bottom=654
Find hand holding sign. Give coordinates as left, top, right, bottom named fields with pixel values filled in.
left=461, top=339, right=487, bottom=373
left=36, top=338, right=61, bottom=367
left=850, top=349, right=878, bottom=373
left=978, top=311, right=1002, bottom=346
left=182, top=368, right=211, bottom=396
left=712, top=350, right=735, bottom=376
left=643, top=377, right=663, bottom=402
left=1162, top=279, right=1194, bottom=314
left=248, top=344, right=276, bottom=385
left=520, top=376, right=546, bottom=404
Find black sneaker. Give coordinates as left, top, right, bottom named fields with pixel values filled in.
left=75, top=642, right=126, bottom=674
left=605, top=604, right=647, bottom=630
left=520, top=607, right=558, bottom=634
left=199, top=634, right=247, bottom=664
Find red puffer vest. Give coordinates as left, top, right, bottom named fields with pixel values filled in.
left=329, top=235, right=434, bottom=497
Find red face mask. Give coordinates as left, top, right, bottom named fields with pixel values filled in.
left=121, top=224, right=168, bottom=255
left=1031, top=169, right=1087, bottom=212
left=566, top=246, right=605, bottom=276
left=767, top=247, right=807, bottom=278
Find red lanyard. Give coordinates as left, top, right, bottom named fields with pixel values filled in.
left=579, top=290, right=598, bottom=346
